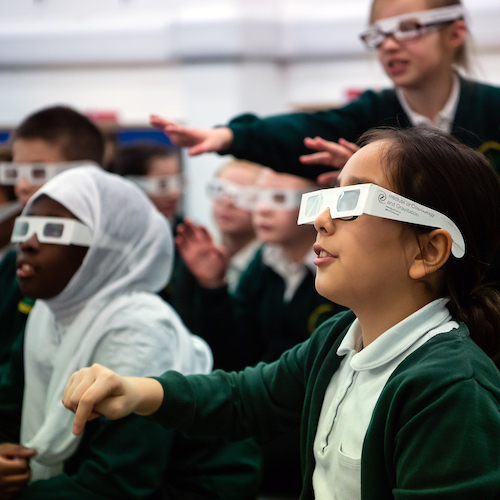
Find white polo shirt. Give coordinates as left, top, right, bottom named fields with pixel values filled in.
left=312, top=298, right=459, bottom=499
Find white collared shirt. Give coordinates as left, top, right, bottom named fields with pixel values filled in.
left=396, top=74, right=460, bottom=133
left=226, top=239, right=261, bottom=293
left=262, top=244, right=316, bottom=302
left=312, top=298, right=459, bottom=500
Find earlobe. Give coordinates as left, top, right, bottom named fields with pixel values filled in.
left=409, top=229, right=453, bottom=280
left=449, top=20, right=467, bottom=50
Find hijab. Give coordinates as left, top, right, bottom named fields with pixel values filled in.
left=19, top=165, right=212, bottom=480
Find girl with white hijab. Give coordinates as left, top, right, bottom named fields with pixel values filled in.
left=0, top=164, right=213, bottom=499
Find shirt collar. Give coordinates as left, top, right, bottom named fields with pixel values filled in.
left=396, top=73, right=460, bottom=133
left=337, top=298, right=454, bottom=370
left=229, top=239, right=261, bottom=274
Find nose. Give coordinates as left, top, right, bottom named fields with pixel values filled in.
left=377, top=32, right=401, bottom=51
left=314, top=208, right=335, bottom=234
left=15, top=178, right=36, bottom=206
left=19, top=233, right=40, bottom=253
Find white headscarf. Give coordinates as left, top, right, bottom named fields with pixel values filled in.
left=19, top=165, right=212, bottom=481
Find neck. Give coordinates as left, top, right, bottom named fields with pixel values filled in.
left=400, top=72, right=455, bottom=122
left=220, top=231, right=255, bottom=258
left=353, top=285, right=436, bottom=348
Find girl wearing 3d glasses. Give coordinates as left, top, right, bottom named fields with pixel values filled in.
left=0, top=165, right=264, bottom=499
left=150, top=0, right=500, bottom=180
left=64, top=127, right=500, bottom=499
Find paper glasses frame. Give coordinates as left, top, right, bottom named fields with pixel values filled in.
left=359, top=5, right=465, bottom=49
left=0, top=162, right=78, bottom=185
left=297, top=184, right=465, bottom=258
left=11, top=216, right=93, bottom=247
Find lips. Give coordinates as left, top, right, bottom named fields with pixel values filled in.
left=16, top=261, right=36, bottom=279
left=385, top=58, right=409, bottom=76
left=313, top=244, right=336, bottom=260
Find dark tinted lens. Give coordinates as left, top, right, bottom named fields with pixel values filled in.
left=272, top=193, right=286, bottom=204
left=32, top=168, right=46, bottom=179
left=5, top=168, right=17, bottom=179
left=43, top=222, right=64, bottom=238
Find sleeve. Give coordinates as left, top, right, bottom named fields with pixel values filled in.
left=149, top=339, right=312, bottom=443
left=226, top=89, right=401, bottom=178
left=196, top=253, right=266, bottom=370
left=17, top=416, right=175, bottom=500
left=389, top=378, right=500, bottom=499
left=0, top=331, right=25, bottom=443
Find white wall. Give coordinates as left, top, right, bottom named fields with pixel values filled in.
left=0, top=0, right=499, bottom=230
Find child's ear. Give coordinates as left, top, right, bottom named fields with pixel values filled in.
left=409, top=229, right=453, bottom=280
left=447, top=19, right=467, bottom=51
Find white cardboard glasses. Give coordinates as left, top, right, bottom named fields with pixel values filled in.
left=127, top=175, right=184, bottom=196
left=11, top=216, right=93, bottom=247
left=298, top=183, right=465, bottom=258
left=360, top=5, right=465, bottom=49
left=0, top=162, right=76, bottom=185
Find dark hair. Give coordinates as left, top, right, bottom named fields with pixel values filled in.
left=107, top=142, right=181, bottom=177
left=358, top=126, right=500, bottom=363
left=12, top=105, right=105, bottom=165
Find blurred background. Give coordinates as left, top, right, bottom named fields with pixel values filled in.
left=0, top=0, right=499, bottom=230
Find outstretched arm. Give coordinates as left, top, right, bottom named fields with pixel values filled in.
left=62, top=364, right=164, bottom=436
left=300, top=137, right=359, bottom=186
left=150, top=115, right=234, bottom=156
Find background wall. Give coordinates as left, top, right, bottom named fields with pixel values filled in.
left=0, top=0, right=499, bottom=231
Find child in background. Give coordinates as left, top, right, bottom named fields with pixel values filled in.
left=150, top=0, right=500, bottom=180
left=177, top=167, right=344, bottom=371
left=65, top=127, right=500, bottom=500
left=0, top=165, right=261, bottom=499
left=0, top=105, right=104, bottom=367
left=107, top=141, right=183, bottom=222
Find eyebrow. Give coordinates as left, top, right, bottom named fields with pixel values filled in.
left=335, top=175, right=375, bottom=187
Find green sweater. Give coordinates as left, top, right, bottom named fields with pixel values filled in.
left=0, top=333, right=262, bottom=500
left=0, top=250, right=33, bottom=366
left=196, top=246, right=345, bottom=370
left=226, top=77, right=500, bottom=178
left=150, top=310, right=500, bottom=499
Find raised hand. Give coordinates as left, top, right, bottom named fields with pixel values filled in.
left=62, top=364, right=164, bottom=436
left=0, top=443, right=36, bottom=499
left=175, top=218, right=229, bottom=289
left=150, top=115, right=234, bottom=156
left=300, top=137, right=359, bottom=186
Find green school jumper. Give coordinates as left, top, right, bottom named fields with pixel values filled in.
left=0, top=250, right=33, bottom=364
left=196, top=246, right=345, bottom=371
left=150, top=310, right=500, bottom=500
left=0, top=333, right=262, bottom=500
left=225, top=77, right=500, bottom=178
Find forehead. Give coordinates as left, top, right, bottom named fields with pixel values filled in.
left=218, top=163, right=259, bottom=186
left=338, top=141, right=394, bottom=190
left=12, top=138, right=68, bottom=164
left=147, top=155, right=180, bottom=177
left=256, top=169, right=315, bottom=190
left=27, top=195, right=76, bottom=219
left=372, top=0, right=430, bottom=22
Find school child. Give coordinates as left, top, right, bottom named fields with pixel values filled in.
left=0, top=165, right=261, bottom=499
left=205, top=158, right=262, bottom=292
left=107, top=141, right=183, bottom=222
left=64, top=127, right=500, bottom=499
left=0, top=105, right=105, bottom=368
left=150, top=0, right=500, bottom=179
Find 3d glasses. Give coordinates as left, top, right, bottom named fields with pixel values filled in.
left=360, top=5, right=465, bottom=49
left=297, top=183, right=465, bottom=258
left=11, top=216, right=93, bottom=247
left=127, top=175, right=184, bottom=196
left=206, top=179, right=258, bottom=210
left=254, top=188, right=305, bottom=211
left=0, top=162, right=75, bottom=185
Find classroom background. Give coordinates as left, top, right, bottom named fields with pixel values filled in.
left=0, top=0, right=499, bottom=233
